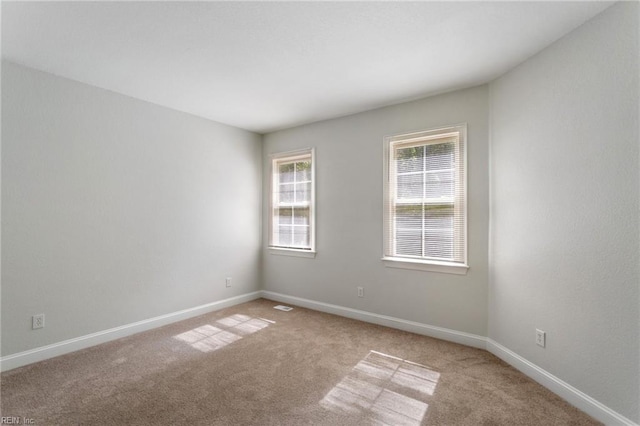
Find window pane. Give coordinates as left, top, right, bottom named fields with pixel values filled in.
left=424, top=143, right=454, bottom=171
left=276, top=207, right=292, bottom=225
left=425, top=170, right=454, bottom=200
left=424, top=205, right=454, bottom=259
left=279, top=183, right=294, bottom=203
left=395, top=229, right=422, bottom=257
left=423, top=204, right=454, bottom=227
left=296, top=161, right=311, bottom=182
left=396, top=146, right=424, bottom=174
left=293, top=207, right=309, bottom=225
left=293, top=226, right=309, bottom=247
left=276, top=226, right=293, bottom=246
left=295, top=182, right=311, bottom=203
left=397, top=173, right=423, bottom=199
left=424, top=230, right=454, bottom=259
left=279, top=163, right=295, bottom=183
left=395, top=204, right=422, bottom=230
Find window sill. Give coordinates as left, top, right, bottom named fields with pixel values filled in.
left=269, top=247, right=316, bottom=258
left=381, top=257, right=469, bottom=275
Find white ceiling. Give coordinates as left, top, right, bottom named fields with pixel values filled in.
left=2, top=1, right=612, bottom=134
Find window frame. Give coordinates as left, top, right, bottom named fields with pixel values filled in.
left=268, top=148, right=316, bottom=258
left=382, top=124, right=469, bottom=275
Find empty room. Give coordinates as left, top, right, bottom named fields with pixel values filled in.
left=1, top=1, right=638, bottom=425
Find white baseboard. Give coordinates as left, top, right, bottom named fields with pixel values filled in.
left=260, top=290, right=487, bottom=349
left=0, top=291, right=262, bottom=372
left=2, top=289, right=636, bottom=425
left=486, top=339, right=638, bottom=426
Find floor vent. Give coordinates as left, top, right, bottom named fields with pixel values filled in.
left=273, top=305, right=293, bottom=312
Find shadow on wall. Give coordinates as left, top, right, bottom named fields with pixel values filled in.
left=320, top=350, right=440, bottom=425
left=173, top=314, right=274, bottom=353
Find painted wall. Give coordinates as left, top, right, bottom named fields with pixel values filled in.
left=262, top=86, right=490, bottom=336
left=1, top=62, right=263, bottom=356
left=489, top=2, right=639, bottom=422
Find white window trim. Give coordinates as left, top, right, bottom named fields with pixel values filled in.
left=381, top=257, right=468, bottom=274
left=269, top=247, right=317, bottom=258
left=382, top=124, right=468, bottom=274
left=268, top=148, right=316, bottom=256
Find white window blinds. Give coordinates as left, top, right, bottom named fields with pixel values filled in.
left=384, top=125, right=467, bottom=265
left=270, top=149, right=315, bottom=251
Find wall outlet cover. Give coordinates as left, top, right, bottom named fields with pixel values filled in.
left=536, top=329, right=546, bottom=348
left=32, top=314, right=45, bottom=329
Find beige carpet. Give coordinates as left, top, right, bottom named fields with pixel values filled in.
left=1, top=298, right=600, bottom=425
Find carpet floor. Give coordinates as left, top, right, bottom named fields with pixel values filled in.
left=1, top=298, right=600, bottom=425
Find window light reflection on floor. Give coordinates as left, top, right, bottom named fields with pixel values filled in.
left=320, top=351, right=440, bottom=425
left=173, top=314, right=273, bottom=353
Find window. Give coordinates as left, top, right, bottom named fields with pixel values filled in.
left=269, top=149, right=315, bottom=256
left=383, top=125, right=468, bottom=274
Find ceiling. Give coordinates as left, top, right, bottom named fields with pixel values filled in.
left=2, top=1, right=612, bottom=134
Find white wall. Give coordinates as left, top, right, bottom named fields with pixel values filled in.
left=1, top=62, right=263, bottom=356
left=489, top=2, right=639, bottom=422
left=262, top=86, right=489, bottom=336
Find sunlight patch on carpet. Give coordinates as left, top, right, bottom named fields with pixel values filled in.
left=173, top=315, right=272, bottom=353
left=320, top=351, right=439, bottom=425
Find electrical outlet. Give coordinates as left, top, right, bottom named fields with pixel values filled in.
left=225, top=277, right=232, bottom=288
left=536, top=329, right=546, bottom=348
left=32, top=314, right=45, bottom=330
left=357, top=286, right=364, bottom=298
